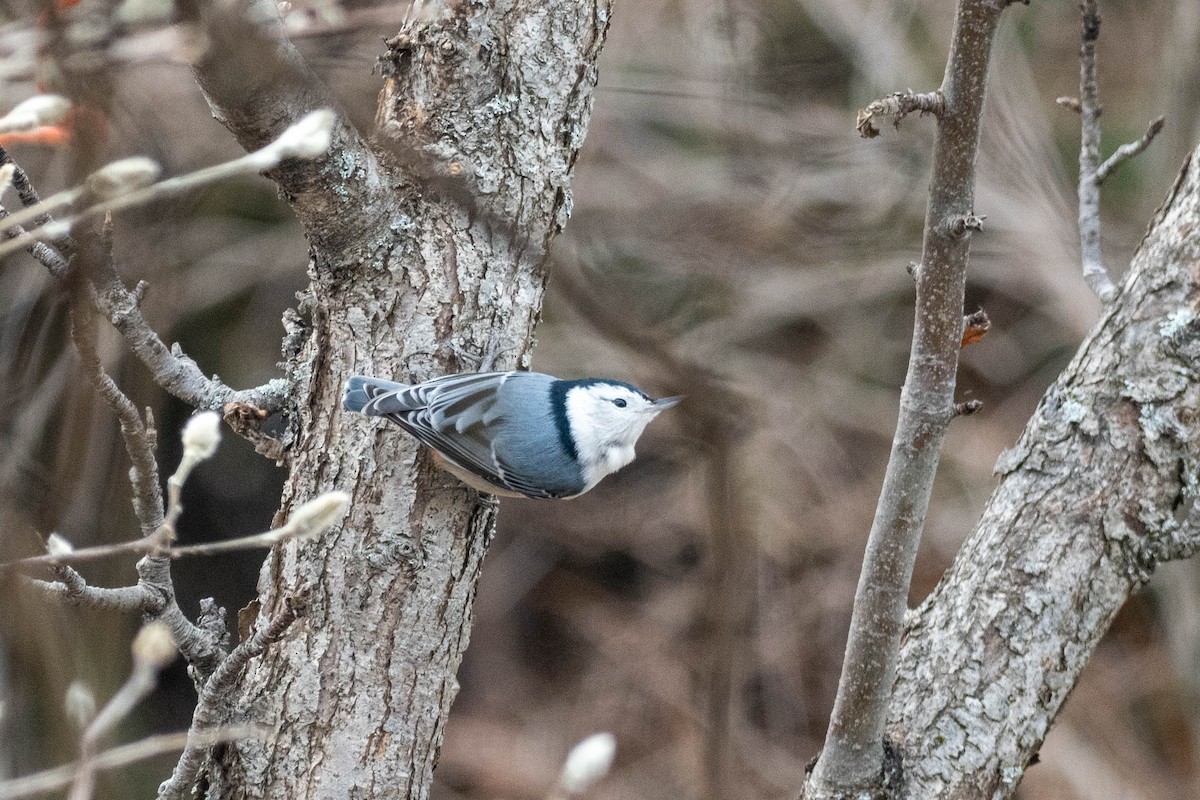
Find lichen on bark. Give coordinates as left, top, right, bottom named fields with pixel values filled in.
left=888, top=148, right=1200, bottom=798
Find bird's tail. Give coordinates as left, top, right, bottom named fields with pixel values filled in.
left=343, top=376, right=409, bottom=415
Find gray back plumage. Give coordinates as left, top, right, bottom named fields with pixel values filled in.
left=343, top=372, right=586, bottom=499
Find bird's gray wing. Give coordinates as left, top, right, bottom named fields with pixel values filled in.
left=364, top=372, right=561, bottom=498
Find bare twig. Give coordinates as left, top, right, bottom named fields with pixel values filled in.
left=90, top=259, right=289, bottom=420
left=856, top=89, right=945, bottom=138
left=0, top=203, right=69, bottom=277
left=0, top=110, right=335, bottom=263
left=0, top=145, right=287, bottom=434
left=1056, top=95, right=1082, bottom=113
left=806, top=1, right=1012, bottom=797
left=27, top=565, right=158, bottom=613
left=1077, top=0, right=1117, bottom=303
left=0, top=143, right=56, bottom=217
left=6, top=491, right=349, bottom=571
left=954, top=399, right=984, bottom=416
left=1073, top=1, right=1163, bottom=301
left=1095, top=115, right=1165, bottom=184
left=135, top=555, right=227, bottom=679
left=68, top=622, right=177, bottom=800
left=157, top=600, right=301, bottom=800
left=69, top=269, right=164, bottom=536
left=0, top=726, right=267, bottom=800
left=0, top=158, right=158, bottom=235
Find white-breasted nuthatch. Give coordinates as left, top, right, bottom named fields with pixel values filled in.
left=343, top=372, right=682, bottom=499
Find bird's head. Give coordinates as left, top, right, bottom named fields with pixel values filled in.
left=561, top=380, right=683, bottom=488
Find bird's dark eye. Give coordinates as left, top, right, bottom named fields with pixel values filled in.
left=612, top=398, right=627, bottom=408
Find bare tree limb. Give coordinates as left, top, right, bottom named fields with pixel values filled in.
left=855, top=89, right=945, bottom=139
left=68, top=622, right=177, bottom=800
left=887, top=144, right=1200, bottom=796
left=90, top=260, right=289, bottom=431
left=68, top=251, right=164, bottom=536
left=1077, top=0, right=1117, bottom=303
left=26, top=565, right=158, bottom=613
left=0, top=726, right=267, bottom=800
left=1056, top=95, right=1082, bottom=113
left=0, top=143, right=61, bottom=227
left=1073, top=1, right=1164, bottom=302
left=157, top=600, right=300, bottom=800
left=806, top=1, right=1012, bottom=796
left=0, top=205, right=69, bottom=277
left=1095, top=115, right=1165, bottom=185
left=191, top=0, right=395, bottom=254
left=0, top=111, right=337, bottom=262
left=0, top=143, right=290, bottom=450
left=5, top=492, right=348, bottom=570
left=0, top=143, right=72, bottom=274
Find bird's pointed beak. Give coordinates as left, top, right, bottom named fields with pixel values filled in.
left=651, top=395, right=684, bottom=411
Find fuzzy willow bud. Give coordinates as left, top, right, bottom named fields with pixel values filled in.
left=181, top=411, right=221, bottom=461
left=131, top=621, right=177, bottom=670
left=558, top=733, right=617, bottom=794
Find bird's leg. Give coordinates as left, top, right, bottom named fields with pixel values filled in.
left=445, top=338, right=520, bottom=372
left=472, top=491, right=500, bottom=512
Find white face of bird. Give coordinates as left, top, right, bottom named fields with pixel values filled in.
left=565, top=383, right=682, bottom=489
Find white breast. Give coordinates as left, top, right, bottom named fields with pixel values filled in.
left=580, top=444, right=636, bottom=490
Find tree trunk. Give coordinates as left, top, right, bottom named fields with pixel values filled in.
left=887, top=148, right=1200, bottom=797
left=194, top=2, right=612, bottom=797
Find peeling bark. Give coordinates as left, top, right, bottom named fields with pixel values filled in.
left=889, top=149, right=1200, bottom=798
left=186, top=2, right=612, bottom=798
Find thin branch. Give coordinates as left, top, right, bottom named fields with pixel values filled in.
left=134, top=555, right=226, bottom=680
left=90, top=259, right=289, bottom=416
left=26, top=565, right=158, bottom=612
left=0, top=143, right=58, bottom=223
left=855, top=89, right=945, bottom=139
left=0, top=111, right=335, bottom=263
left=1056, top=95, right=1082, bottom=113
left=5, top=492, right=349, bottom=571
left=0, top=203, right=69, bottom=277
left=0, top=726, right=267, bottom=800
left=805, top=1, right=1011, bottom=797
left=1071, top=1, right=1166, bottom=300
left=1077, top=0, right=1116, bottom=303
left=0, top=118, right=332, bottom=442
left=68, top=623, right=177, bottom=800
left=1095, top=115, right=1165, bottom=184
left=157, top=600, right=300, bottom=800
left=69, top=254, right=165, bottom=535
left=0, top=145, right=73, bottom=274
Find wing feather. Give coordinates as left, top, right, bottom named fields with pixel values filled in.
left=365, top=372, right=566, bottom=498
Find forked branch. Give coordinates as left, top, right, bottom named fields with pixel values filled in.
left=805, top=0, right=1013, bottom=796
left=1074, top=0, right=1164, bottom=303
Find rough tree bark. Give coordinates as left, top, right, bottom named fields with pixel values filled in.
left=185, top=2, right=612, bottom=798
left=888, top=148, right=1200, bottom=797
